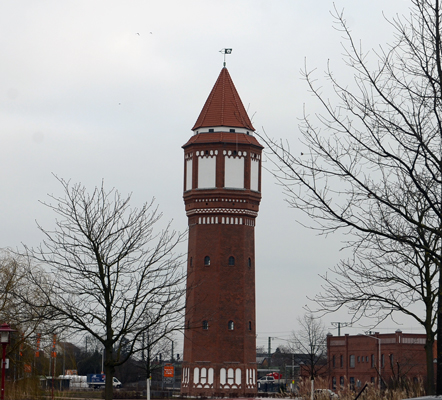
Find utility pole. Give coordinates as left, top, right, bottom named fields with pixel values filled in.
left=331, top=322, right=351, bottom=336
left=268, top=337, right=273, bottom=368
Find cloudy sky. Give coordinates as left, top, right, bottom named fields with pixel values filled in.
left=1, top=0, right=418, bottom=353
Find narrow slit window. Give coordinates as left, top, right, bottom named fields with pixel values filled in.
left=202, top=320, right=209, bottom=330
left=228, top=320, right=234, bottom=330
left=204, top=256, right=210, bottom=266
left=228, top=256, right=235, bottom=266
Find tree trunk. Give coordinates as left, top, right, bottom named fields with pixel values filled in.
left=437, top=262, right=442, bottom=395
left=425, top=334, right=435, bottom=395
left=104, top=347, right=115, bottom=400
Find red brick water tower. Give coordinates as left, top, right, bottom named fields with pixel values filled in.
left=181, top=67, right=263, bottom=397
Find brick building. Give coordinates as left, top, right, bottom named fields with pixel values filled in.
left=327, top=331, right=434, bottom=391
left=180, top=66, right=263, bottom=397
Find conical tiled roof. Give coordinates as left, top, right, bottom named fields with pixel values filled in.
left=192, top=68, right=255, bottom=131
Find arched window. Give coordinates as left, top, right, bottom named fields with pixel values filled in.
left=202, top=320, right=209, bottom=330
left=228, top=256, right=235, bottom=266
left=204, top=256, right=210, bottom=266
left=228, top=320, right=234, bottom=330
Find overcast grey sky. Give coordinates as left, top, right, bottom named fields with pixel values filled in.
left=1, top=0, right=418, bottom=353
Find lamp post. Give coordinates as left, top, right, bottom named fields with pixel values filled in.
left=0, top=323, right=16, bottom=400
left=365, top=334, right=381, bottom=390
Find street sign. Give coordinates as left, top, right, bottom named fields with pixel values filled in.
left=163, top=364, right=174, bottom=377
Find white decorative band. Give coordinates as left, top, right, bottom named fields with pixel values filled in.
left=186, top=208, right=258, bottom=217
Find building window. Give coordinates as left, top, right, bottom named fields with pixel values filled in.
left=366, top=356, right=369, bottom=363
left=361, top=356, right=364, bottom=363
left=230, top=129, right=235, bottom=132
left=332, top=355, right=335, bottom=368
left=371, top=377, right=375, bottom=384
left=371, top=354, right=375, bottom=368
left=202, top=320, right=208, bottom=330
left=248, top=321, right=252, bottom=331
left=340, top=355, right=343, bottom=367
left=340, top=376, right=344, bottom=388
left=190, top=257, right=193, bottom=267
left=349, top=377, right=355, bottom=391
left=209, top=129, right=214, bottom=132
left=204, top=256, right=210, bottom=266
left=228, top=320, right=234, bottom=330
left=332, top=377, right=336, bottom=390
left=248, top=258, right=252, bottom=268
left=187, top=320, right=190, bottom=329
left=350, top=355, right=355, bottom=368
left=357, top=356, right=360, bottom=363
left=228, top=256, right=235, bottom=266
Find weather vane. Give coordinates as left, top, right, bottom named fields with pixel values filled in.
left=219, top=48, right=232, bottom=67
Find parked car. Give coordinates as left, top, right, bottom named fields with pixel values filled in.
left=314, top=389, right=339, bottom=399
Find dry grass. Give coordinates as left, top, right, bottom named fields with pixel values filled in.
left=286, top=377, right=426, bottom=400
left=2, top=376, right=428, bottom=400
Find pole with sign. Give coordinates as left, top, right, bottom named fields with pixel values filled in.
left=164, top=364, right=174, bottom=390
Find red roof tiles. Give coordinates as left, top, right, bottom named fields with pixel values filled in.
left=192, top=68, right=255, bottom=131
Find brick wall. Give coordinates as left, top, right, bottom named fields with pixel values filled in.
left=327, top=331, right=433, bottom=392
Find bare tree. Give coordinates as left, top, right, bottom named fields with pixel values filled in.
left=259, top=0, right=442, bottom=394
left=287, top=314, right=327, bottom=399
left=312, top=190, right=439, bottom=392
left=0, top=250, right=49, bottom=368
left=0, top=249, right=25, bottom=323
left=21, top=177, right=186, bottom=400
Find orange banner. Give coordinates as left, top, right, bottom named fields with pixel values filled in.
left=35, top=333, right=41, bottom=358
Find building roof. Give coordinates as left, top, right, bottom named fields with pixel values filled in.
left=192, top=68, right=255, bottom=131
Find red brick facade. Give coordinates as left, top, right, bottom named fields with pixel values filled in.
left=327, top=331, right=434, bottom=392
left=181, top=68, right=263, bottom=397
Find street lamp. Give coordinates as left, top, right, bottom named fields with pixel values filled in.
left=0, top=323, right=15, bottom=400
left=365, top=334, right=381, bottom=390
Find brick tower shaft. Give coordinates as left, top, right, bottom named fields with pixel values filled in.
left=181, top=68, right=263, bottom=397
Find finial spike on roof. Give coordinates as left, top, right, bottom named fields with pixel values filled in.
left=220, top=48, right=232, bottom=67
